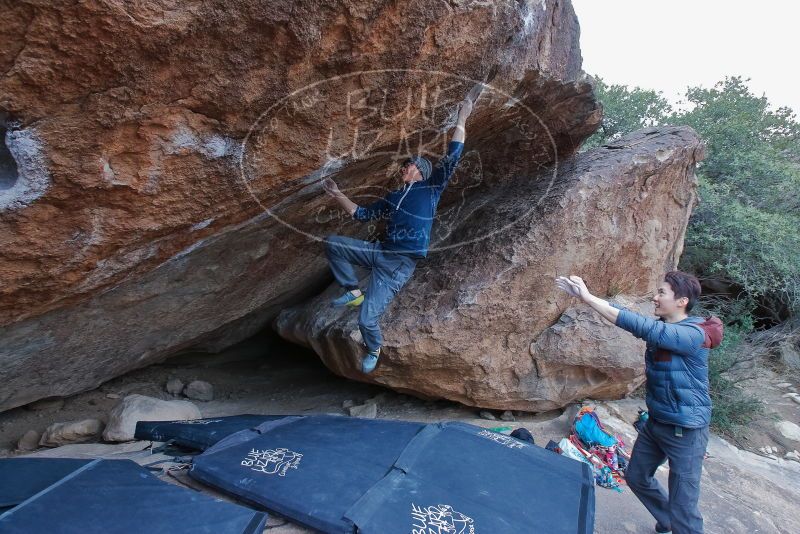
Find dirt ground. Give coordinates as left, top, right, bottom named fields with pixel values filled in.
left=717, top=356, right=800, bottom=455
left=2, top=333, right=799, bottom=533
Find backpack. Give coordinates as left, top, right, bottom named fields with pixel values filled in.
left=695, top=316, right=724, bottom=349
left=571, top=407, right=618, bottom=448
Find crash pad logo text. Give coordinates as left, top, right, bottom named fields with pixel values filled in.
left=171, top=419, right=223, bottom=425
left=477, top=429, right=525, bottom=449
left=241, top=448, right=303, bottom=476
left=410, top=503, right=475, bottom=534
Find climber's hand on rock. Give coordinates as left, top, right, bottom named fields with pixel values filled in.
left=556, top=275, right=591, bottom=301
left=557, top=276, right=619, bottom=325
left=322, top=178, right=340, bottom=197
left=323, top=178, right=358, bottom=215
left=555, top=276, right=579, bottom=298
left=568, top=275, right=593, bottom=301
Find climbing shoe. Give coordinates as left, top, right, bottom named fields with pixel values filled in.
left=655, top=524, right=671, bottom=534
left=331, top=289, right=364, bottom=307
left=361, top=347, right=381, bottom=374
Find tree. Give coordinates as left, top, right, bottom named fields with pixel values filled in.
left=676, top=77, right=800, bottom=212
left=674, top=77, right=800, bottom=318
left=582, top=77, right=673, bottom=149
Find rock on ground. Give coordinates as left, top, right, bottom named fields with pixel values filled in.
left=1, top=0, right=600, bottom=412
left=347, top=403, right=377, bottom=419
left=39, top=419, right=104, bottom=447
left=776, top=420, right=800, bottom=442
left=183, top=380, right=214, bottom=401
left=165, top=378, right=184, bottom=396
left=17, top=429, right=40, bottom=451
left=102, top=394, right=201, bottom=442
left=500, top=410, right=516, bottom=422
left=275, top=127, right=704, bottom=411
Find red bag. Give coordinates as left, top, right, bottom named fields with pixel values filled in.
left=696, top=316, right=724, bottom=349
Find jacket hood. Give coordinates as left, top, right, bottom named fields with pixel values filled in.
left=696, top=316, right=724, bottom=348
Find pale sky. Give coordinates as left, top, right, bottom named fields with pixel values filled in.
left=572, top=0, right=800, bottom=115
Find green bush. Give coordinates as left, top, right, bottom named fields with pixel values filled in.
left=675, top=77, right=800, bottom=317
left=706, top=324, right=764, bottom=436
left=582, top=77, right=672, bottom=150
left=682, top=177, right=800, bottom=321
left=686, top=298, right=764, bottom=435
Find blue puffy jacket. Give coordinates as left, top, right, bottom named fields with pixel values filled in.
left=612, top=304, right=718, bottom=428
left=353, top=141, right=464, bottom=258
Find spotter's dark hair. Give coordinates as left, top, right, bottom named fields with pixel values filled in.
left=664, top=271, right=702, bottom=313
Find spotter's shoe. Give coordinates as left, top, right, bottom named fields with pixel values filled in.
left=331, top=289, right=364, bottom=307
left=361, top=348, right=381, bottom=374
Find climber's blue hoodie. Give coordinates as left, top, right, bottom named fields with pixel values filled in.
left=353, top=141, right=464, bottom=258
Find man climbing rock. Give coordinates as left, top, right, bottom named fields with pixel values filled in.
left=321, top=96, right=474, bottom=374
left=555, top=271, right=723, bottom=534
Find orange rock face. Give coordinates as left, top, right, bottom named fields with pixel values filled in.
left=2, top=0, right=678, bottom=412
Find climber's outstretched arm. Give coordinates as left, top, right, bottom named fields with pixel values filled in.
left=556, top=275, right=707, bottom=356
left=427, top=98, right=473, bottom=192
left=451, top=97, right=473, bottom=144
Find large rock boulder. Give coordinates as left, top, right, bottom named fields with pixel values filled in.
left=39, top=419, right=105, bottom=447
left=103, top=394, right=201, bottom=442
left=0, top=0, right=602, bottom=411
left=275, top=126, right=705, bottom=411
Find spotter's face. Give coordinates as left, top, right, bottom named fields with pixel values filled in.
left=652, top=281, right=687, bottom=317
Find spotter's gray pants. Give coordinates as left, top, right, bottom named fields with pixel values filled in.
left=626, top=418, right=709, bottom=534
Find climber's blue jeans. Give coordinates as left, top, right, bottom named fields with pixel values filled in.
left=626, top=418, right=709, bottom=534
left=324, top=235, right=416, bottom=352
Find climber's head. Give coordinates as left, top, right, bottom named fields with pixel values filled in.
left=653, top=270, right=702, bottom=318
left=399, top=155, right=431, bottom=184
